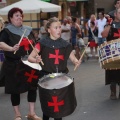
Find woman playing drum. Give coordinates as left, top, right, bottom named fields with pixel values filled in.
left=0, top=8, right=42, bottom=120
left=28, top=18, right=81, bottom=120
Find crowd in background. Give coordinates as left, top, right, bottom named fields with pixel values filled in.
left=1, top=5, right=118, bottom=66
left=0, top=0, right=120, bottom=120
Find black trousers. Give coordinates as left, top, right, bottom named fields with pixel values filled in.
left=43, top=114, right=62, bottom=120
left=11, top=90, right=37, bottom=106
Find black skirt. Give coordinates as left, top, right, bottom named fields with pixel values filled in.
left=105, top=69, right=120, bottom=85
left=0, top=59, right=39, bottom=94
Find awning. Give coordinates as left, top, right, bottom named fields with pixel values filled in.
left=41, top=0, right=50, bottom=2
left=67, top=0, right=88, bottom=1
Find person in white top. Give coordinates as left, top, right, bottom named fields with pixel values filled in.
left=97, top=11, right=107, bottom=45
left=61, top=18, right=71, bottom=42
left=86, top=14, right=97, bottom=30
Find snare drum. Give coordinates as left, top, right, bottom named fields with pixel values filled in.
left=98, top=39, right=120, bottom=70
left=15, top=55, right=42, bottom=93
left=38, top=73, right=77, bottom=118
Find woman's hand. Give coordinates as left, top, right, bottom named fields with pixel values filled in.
left=35, top=55, right=42, bottom=63
left=73, top=59, right=81, bottom=67
left=11, top=44, right=20, bottom=52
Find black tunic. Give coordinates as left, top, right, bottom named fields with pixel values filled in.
left=37, top=37, right=76, bottom=118
left=105, top=22, right=120, bottom=85
left=38, top=36, right=72, bottom=77
left=0, top=27, right=36, bottom=94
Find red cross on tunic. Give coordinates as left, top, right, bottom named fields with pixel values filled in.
left=48, top=96, right=64, bottom=112
left=20, top=38, right=33, bottom=51
left=24, top=70, right=38, bottom=83
left=114, top=29, right=120, bottom=38
left=49, top=49, right=64, bottom=64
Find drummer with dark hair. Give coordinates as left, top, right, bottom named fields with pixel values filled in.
left=101, top=8, right=120, bottom=100
left=0, top=7, right=42, bottom=120
left=28, top=18, right=81, bottom=120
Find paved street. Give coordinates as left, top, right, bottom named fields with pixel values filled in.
left=0, top=56, right=120, bottom=120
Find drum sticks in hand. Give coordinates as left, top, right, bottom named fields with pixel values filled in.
left=26, top=37, right=44, bottom=65
left=14, top=29, right=27, bottom=54
left=74, top=42, right=90, bottom=71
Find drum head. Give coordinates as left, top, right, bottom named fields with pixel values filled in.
left=38, top=73, right=73, bottom=89
left=22, top=60, right=42, bottom=71
left=21, top=55, right=42, bottom=71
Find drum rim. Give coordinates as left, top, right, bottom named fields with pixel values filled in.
left=99, top=38, right=120, bottom=49
left=38, top=73, right=73, bottom=89
left=39, top=73, right=66, bottom=81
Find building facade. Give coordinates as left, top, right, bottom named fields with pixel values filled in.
left=0, top=0, right=117, bottom=30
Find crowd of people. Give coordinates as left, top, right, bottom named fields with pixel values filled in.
left=0, top=0, right=120, bottom=120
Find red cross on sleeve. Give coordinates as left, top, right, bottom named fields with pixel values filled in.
left=20, top=38, right=33, bottom=51
left=35, top=43, right=41, bottom=50
left=114, top=29, right=120, bottom=38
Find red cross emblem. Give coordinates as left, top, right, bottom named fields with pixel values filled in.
left=49, top=49, right=64, bottom=64
left=20, top=38, right=33, bottom=51
left=24, top=70, right=38, bottom=83
left=48, top=96, right=64, bottom=112
left=114, top=29, right=120, bottom=38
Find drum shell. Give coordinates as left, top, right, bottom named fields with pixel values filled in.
left=38, top=80, right=77, bottom=118
left=15, top=60, right=40, bottom=93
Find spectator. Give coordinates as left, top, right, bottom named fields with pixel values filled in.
left=97, top=11, right=107, bottom=46
left=88, top=21, right=98, bottom=57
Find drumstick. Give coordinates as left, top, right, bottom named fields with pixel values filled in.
left=26, top=37, right=44, bottom=65
left=74, top=42, right=90, bottom=71
left=14, top=29, right=27, bottom=54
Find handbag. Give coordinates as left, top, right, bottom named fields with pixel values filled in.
left=90, top=28, right=98, bottom=43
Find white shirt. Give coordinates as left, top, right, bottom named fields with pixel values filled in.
left=61, top=24, right=71, bottom=42
left=97, top=17, right=107, bottom=38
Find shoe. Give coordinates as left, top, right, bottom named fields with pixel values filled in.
left=27, top=114, right=42, bottom=120
left=110, top=85, right=117, bottom=100
left=14, top=116, right=22, bottom=120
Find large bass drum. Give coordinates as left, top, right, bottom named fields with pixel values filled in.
left=38, top=73, right=77, bottom=118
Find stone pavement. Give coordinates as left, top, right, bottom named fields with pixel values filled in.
left=1, top=50, right=120, bottom=120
